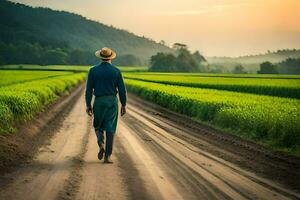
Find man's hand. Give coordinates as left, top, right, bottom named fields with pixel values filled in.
left=121, top=105, right=126, bottom=116
left=86, top=106, right=93, bottom=116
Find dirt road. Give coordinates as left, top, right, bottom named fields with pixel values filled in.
left=0, top=89, right=300, bottom=200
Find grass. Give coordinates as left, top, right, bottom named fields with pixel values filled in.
left=124, top=73, right=300, bottom=99
left=125, top=79, right=300, bottom=155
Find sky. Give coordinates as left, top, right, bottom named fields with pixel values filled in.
left=11, top=0, right=300, bottom=57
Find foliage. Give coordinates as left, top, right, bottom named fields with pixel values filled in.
left=232, top=64, right=247, bottom=74
left=149, top=46, right=208, bottom=72
left=0, top=71, right=86, bottom=134
left=124, top=73, right=300, bottom=99
left=124, top=79, right=300, bottom=154
left=172, top=43, right=188, bottom=50
left=0, top=64, right=148, bottom=72
left=258, top=61, right=278, bottom=74
left=114, top=54, right=144, bottom=66
left=149, top=53, right=177, bottom=72
left=0, top=0, right=173, bottom=65
left=0, top=41, right=97, bottom=65
left=278, top=58, right=300, bottom=74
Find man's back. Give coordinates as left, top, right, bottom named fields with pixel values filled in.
left=85, top=62, right=126, bottom=108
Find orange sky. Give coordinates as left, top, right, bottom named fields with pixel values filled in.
left=11, top=0, right=300, bottom=56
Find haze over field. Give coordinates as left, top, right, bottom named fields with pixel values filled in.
left=10, top=0, right=300, bottom=57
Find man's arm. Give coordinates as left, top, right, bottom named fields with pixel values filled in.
left=117, top=71, right=127, bottom=116
left=85, top=69, right=94, bottom=115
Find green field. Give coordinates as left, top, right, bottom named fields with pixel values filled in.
left=124, top=73, right=300, bottom=99
left=124, top=75, right=300, bottom=155
left=1, top=66, right=299, bottom=154
left=0, top=70, right=74, bottom=86
left=125, top=72, right=300, bottom=79
left=0, top=64, right=148, bottom=72
left=0, top=70, right=86, bottom=133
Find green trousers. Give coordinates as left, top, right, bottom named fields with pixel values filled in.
left=93, top=96, right=118, bottom=134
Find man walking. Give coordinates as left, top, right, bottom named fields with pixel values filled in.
left=85, top=47, right=127, bottom=164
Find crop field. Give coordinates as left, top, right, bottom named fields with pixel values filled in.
left=0, top=70, right=86, bottom=133
left=124, top=73, right=300, bottom=99
left=126, top=72, right=300, bottom=79
left=0, top=64, right=148, bottom=72
left=1, top=66, right=299, bottom=155
left=0, top=70, right=74, bottom=86
left=124, top=77, right=300, bottom=154
left=0, top=64, right=90, bottom=71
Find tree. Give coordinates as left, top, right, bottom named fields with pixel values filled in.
left=278, top=58, right=300, bottom=74
left=232, top=64, right=247, bottom=74
left=159, top=40, right=166, bottom=46
left=192, top=51, right=206, bottom=63
left=192, top=51, right=209, bottom=72
left=114, top=54, right=143, bottom=66
left=41, top=49, right=68, bottom=65
left=0, top=54, right=4, bottom=65
left=257, top=61, right=278, bottom=74
left=175, top=48, right=199, bottom=72
left=172, top=43, right=187, bottom=50
left=69, top=49, right=85, bottom=65
left=149, top=53, right=177, bottom=72
left=149, top=47, right=208, bottom=72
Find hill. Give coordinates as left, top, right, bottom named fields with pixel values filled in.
left=207, top=49, right=300, bottom=73
left=0, top=0, right=172, bottom=65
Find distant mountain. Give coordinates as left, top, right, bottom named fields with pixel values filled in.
left=208, top=49, right=300, bottom=64
left=207, top=49, right=300, bottom=73
left=0, top=0, right=173, bottom=65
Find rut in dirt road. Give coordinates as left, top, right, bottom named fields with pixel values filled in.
left=0, top=90, right=91, bottom=200
left=115, top=96, right=300, bottom=200
left=0, top=91, right=299, bottom=200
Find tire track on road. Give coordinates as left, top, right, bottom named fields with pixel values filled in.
left=124, top=104, right=300, bottom=200
left=0, top=88, right=90, bottom=200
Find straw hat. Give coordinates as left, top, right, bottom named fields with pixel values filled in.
left=95, top=47, right=116, bottom=60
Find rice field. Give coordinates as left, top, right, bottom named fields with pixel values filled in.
left=1, top=66, right=299, bottom=154
left=0, top=64, right=148, bottom=72
left=0, top=70, right=74, bottom=86
left=124, top=73, right=300, bottom=99
left=124, top=77, right=300, bottom=154
left=0, top=70, right=86, bottom=133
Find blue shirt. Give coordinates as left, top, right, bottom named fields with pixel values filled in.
left=85, top=62, right=127, bottom=107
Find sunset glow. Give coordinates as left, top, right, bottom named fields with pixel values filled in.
left=11, top=0, right=300, bottom=56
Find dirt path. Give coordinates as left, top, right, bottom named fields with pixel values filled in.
left=0, top=91, right=299, bottom=200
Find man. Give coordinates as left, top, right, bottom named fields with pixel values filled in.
left=85, top=47, right=127, bottom=164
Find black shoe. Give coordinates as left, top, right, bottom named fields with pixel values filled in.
left=104, top=156, right=113, bottom=164
left=98, top=148, right=105, bottom=160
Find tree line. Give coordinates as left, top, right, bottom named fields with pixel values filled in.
left=149, top=43, right=209, bottom=72
left=0, top=41, right=144, bottom=66
left=257, top=58, right=300, bottom=74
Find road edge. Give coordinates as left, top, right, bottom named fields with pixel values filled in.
left=0, top=83, right=85, bottom=174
